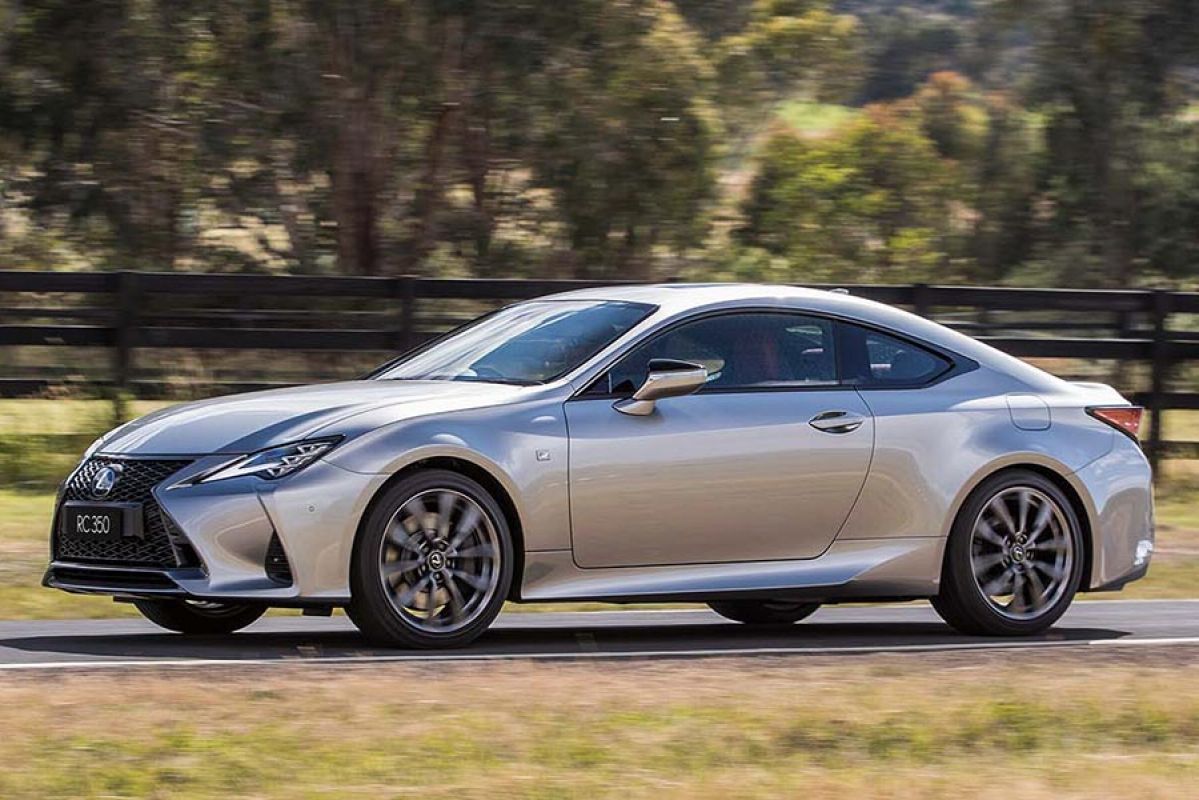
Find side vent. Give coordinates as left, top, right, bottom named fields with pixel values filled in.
left=264, top=533, right=294, bottom=586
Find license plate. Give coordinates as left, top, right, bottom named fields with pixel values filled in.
left=60, top=502, right=144, bottom=543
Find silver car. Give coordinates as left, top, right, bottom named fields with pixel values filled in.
left=46, top=284, right=1154, bottom=647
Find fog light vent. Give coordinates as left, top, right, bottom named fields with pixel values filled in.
left=265, top=533, right=293, bottom=586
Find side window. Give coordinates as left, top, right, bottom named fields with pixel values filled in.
left=838, top=323, right=951, bottom=387
left=595, top=312, right=837, bottom=395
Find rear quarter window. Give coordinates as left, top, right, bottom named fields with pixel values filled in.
left=838, top=323, right=952, bottom=387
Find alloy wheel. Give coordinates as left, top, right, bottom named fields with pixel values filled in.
left=376, top=489, right=501, bottom=634
left=969, top=486, right=1074, bottom=621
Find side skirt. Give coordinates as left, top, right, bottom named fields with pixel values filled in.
left=518, top=538, right=945, bottom=604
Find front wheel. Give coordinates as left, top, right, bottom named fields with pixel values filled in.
left=932, top=470, right=1084, bottom=636
left=347, top=470, right=514, bottom=649
left=133, top=599, right=266, bottom=635
left=708, top=599, right=820, bottom=625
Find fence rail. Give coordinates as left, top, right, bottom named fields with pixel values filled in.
left=3, top=270, right=1198, bottom=467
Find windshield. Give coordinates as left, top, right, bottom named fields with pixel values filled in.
left=374, top=300, right=654, bottom=385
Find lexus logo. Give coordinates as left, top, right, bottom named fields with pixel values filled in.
left=91, top=464, right=123, bottom=499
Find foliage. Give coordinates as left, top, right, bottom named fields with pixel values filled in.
left=2, top=1, right=1199, bottom=287
left=738, top=104, right=957, bottom=282
left=0, top=0, right=735, bottom=278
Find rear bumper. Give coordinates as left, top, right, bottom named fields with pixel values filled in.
left=1070, top=435, right=1155, bottom=592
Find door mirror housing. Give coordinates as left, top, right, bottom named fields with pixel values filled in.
left=614, top=359, right=708, bottom=416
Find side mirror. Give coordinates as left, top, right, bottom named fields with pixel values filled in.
left=614, top=359, right=708, bottom=416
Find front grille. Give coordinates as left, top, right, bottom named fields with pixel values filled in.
left=56, top=457, right=194, bottom=567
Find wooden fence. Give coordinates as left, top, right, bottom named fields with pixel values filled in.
left=3, top=270, right=1198, bottom=468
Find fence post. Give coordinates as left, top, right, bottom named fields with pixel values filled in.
left=912, top=283, right=931, bottom=318
left=394, top=275, right=416, bottom=352
left=113, top=270, right=141, bottom=394
left=1147, top=289, right=1171, bottom=474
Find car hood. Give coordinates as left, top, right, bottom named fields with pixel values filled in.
left=97, top=380, right=527, bottom=456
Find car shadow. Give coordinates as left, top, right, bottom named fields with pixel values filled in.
left=0, top=619, right=1133, bottom=663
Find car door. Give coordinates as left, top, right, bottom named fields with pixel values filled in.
left=564, top=310, right=874, bottom=568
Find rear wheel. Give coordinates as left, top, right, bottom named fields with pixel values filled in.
left=932, top=470, right=1083, bottom=636
left=133, top=599, right=266, bottom=635
left=708, top=599, right=820, bottom=625
left=347, top=470, right=513, bottom=649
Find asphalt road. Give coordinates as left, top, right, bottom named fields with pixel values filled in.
left=0, top=600, right=1196, bottom=671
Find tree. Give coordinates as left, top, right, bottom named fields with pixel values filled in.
left=738, top=104, right=958, bottom=282
left=1010, top=0, right=1199, bottom=286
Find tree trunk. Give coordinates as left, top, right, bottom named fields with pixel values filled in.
left=332, top=90, right=380, bottom=276
left=404, top=15, right=467, bottom=273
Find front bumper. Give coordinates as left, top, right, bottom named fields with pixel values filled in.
left=48, top=456, right=387, bottom=604
left=41, top=561, right=340, bottom=607
left=44, top=561, right=195, bottom=598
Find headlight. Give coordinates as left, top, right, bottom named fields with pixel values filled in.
left=197, top=437, right=342, bottom=483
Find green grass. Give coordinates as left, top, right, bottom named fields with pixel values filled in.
left=0, top=398, right=171, bottom=489
left=775, top=101, right=858, bottom=136
left=0, top=655, right=1196, bottom=798
left=0, top=490, right=142, bottom=619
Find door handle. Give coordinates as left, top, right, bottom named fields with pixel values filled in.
left=809, top=410, right=865, bottom=434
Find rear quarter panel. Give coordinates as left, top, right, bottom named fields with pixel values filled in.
left=839, top=368, right=1115, bottom=541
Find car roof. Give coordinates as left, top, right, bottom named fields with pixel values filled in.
left=542, top=283, right=1064, bottom=390
left=544, top=282, right=829, bottom=310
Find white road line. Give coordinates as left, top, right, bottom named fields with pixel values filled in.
left=1, top=635, right=1197, bottom=672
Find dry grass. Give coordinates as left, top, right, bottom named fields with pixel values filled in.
left=0, top=651, right=1196, bottom=798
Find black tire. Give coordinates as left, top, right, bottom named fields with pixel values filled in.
left=708, top=599, right=821, bottom=625
left=133, top=599, right=266, bottom=635
left=347, top=469, right=514, bottom=649
left=932, top=469, right=1084, bottom=636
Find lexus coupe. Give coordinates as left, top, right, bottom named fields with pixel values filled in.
left=46, top=284, right=1154, bottom=647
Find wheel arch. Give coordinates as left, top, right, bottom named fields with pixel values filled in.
left=944, top=459, right=1097, bottom=592
left=352, top=455, right=527, bottom=601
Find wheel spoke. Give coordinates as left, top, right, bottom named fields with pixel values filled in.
left=1025, top=568, right=1047, bottom=609
left=455, top=543, right=496, bottom=560
left=1025, top=502, right=1054, bottom=546
left=981, top=568, right=1015, bottom=596
left=401, top=496, right=430, bottom=534
left=973, top=551, right=1006, bottom=572
left=445, top=573, right=467, bottom=623
left=423, top=581, right=440, bottom=617
left=396, top=573, right=434, bottom=607
left=382, top=558, right=422, bottom=580
left=437, top=491, right=457, bottom=539
left=1016, top=490, right=1031, bottom=534
left=449, top=568, right=490, bottom=593
left=975, top=519, right=1005, bottom=548
left=988, top=496, right=1018, bottom=537
left=1008, top=573, right=1029, bottom=612
left=386, top=521, right=423, bottom=554
left=1031, top=560, right=1065, bottom=581
left=449, top=504, right=482, bottom=550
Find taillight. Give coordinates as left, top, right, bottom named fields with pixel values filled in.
left=1087, top=406, right=1144, bottom=442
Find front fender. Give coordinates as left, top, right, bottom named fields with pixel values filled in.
left=324, top=398, right=571, bottom=553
